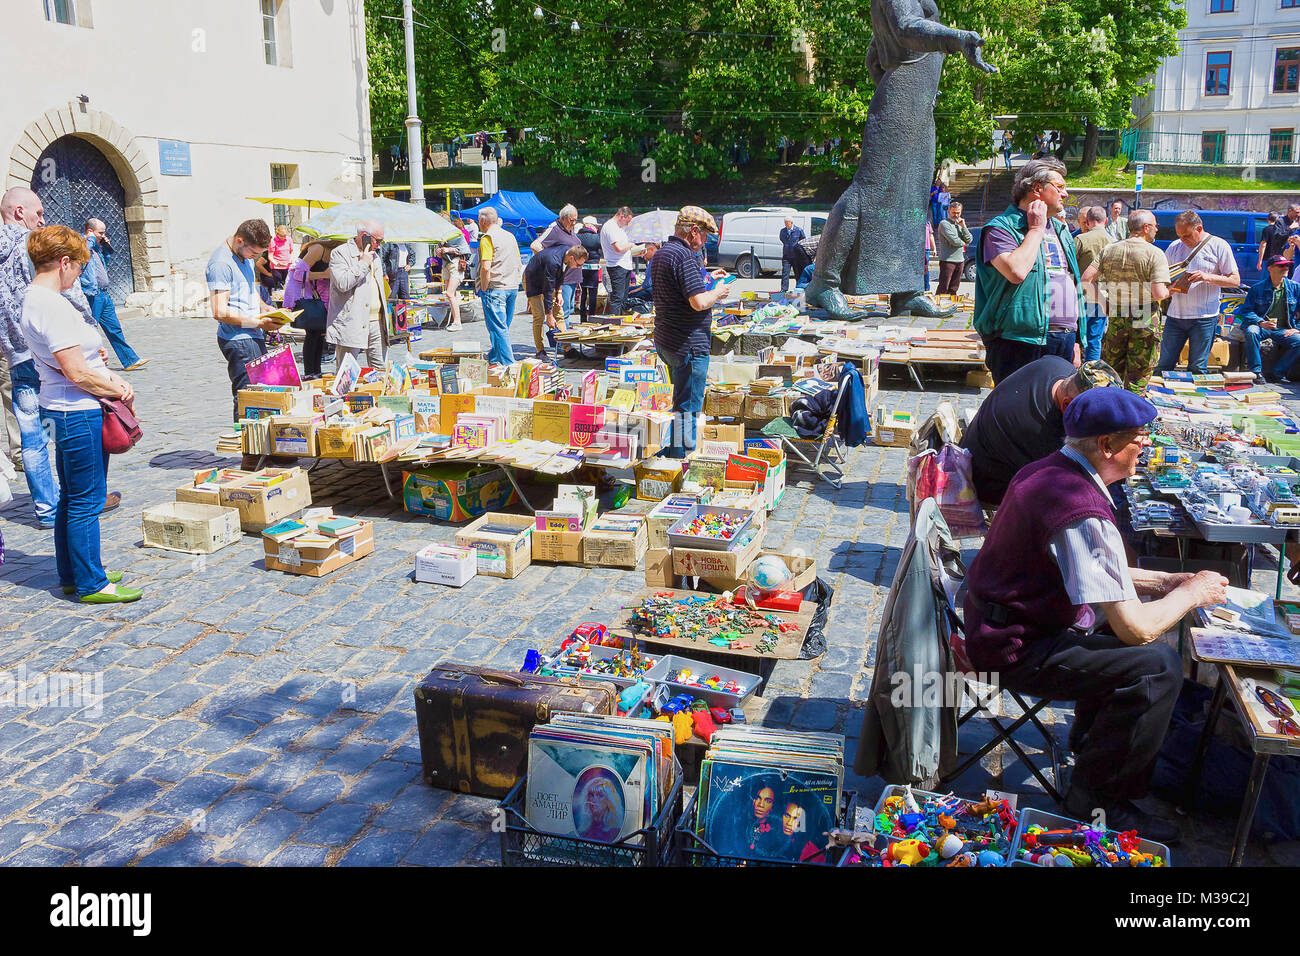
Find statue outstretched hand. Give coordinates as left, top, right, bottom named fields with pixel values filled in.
left=961, top=32, right=998, bottom=74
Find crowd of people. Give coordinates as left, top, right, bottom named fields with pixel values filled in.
left=972, top=158, right=1300, bottom=392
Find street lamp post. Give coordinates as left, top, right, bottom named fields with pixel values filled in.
left=403, top=0, right=428, bottom=280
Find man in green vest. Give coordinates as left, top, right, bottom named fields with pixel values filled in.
left=973, top=158, right=1087, bottom=385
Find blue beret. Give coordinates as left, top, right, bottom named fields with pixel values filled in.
left=1063, top=387, right=1157, bottom=438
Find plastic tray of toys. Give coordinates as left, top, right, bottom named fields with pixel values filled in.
left=545, top=642, right=661, bottom=690
left=869, top=785, right=1019, bottom=867
left=644, top=654, right=759, bottom=709
left=666, top=505, right=754, bottom=552
left=673, top=790, right=854, bottom=867
left=1009, top=807, right=1171, bottom=868
left=498, top=772, right=684, bottom=868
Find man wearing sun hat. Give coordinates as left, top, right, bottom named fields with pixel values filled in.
left=963, top=388, right=1228, bottom=843
left=650, top=205, right=731, bottom=457
left=1236, top=255, right=1300, bottom=383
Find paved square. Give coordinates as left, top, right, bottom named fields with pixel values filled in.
left=0, top=300, right=1295, bottom=866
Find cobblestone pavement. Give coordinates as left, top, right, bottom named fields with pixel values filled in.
left=1, top=290, right=1297, bottom=866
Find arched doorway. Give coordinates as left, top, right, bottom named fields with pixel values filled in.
left=31, top=136, right=136, bottom=302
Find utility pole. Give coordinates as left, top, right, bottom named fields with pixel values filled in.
left=403, top=0, right=428, bottom=279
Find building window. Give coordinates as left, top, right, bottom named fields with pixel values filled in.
left=1205, top=52, right=1231, bottom=95
left=1209, top=0, right=1233, bottom=11
left=262, top=0, right=278, bottom=66
left=1202, top=131, right=1226, bottom=164
left=1283, top=0, right=1299, bottom=8
left=1270, top=129, right=1295, bottom=164
left=1278, top=48, right=1300, bottom=93
left=44, top=0, right=75, bottom=23
left=270, top=164, right=292, bottom=226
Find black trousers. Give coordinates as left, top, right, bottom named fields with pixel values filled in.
left=579, top=274, right=600, bottom=320
left=607, top=265, right=630, bottom=315
left=982, top=336, right=1042, bottom=385
left=302, top=330, right=326, bottom=378
left=998, top=630, right=1181, bottom=803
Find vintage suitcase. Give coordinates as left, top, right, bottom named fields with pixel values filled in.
left=414, top=662, right=617, bottom=798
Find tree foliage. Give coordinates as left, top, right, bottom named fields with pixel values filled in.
left=364, top=0, right=1185, bottom=184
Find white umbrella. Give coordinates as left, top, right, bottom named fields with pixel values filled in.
left=626, top=209, right=678, bottom=244
left=298, top=197, right=460, bottom=243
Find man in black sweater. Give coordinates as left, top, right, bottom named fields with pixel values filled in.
left=524, top=244, right=588, bottom=359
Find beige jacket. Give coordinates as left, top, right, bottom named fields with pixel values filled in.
left=326, top=240, right=388, bottom=349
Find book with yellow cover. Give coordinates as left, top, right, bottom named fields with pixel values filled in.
left=532, top=400, right=573, bottom=443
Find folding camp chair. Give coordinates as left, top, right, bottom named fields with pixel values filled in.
left=762, top=373, right=849, bottom=489
left=919, top=509, right=1065, bottom=803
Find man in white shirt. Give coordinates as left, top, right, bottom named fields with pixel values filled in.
left=1156, top=210, right=1239, bottom=375
left=600, top=206, right=635, bottom=315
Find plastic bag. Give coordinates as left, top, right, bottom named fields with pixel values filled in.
left=910, top=445, right=986, bottom=539
left=798, top=576, right=834, bottom=659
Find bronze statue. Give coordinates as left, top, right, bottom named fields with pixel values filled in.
left=804, top=0, right=997, bottom=320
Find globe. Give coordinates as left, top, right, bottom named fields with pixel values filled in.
left=745, top=555, right=794, bottom=609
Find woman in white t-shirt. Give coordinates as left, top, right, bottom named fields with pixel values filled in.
left=19, top=225, right=141, bottom=604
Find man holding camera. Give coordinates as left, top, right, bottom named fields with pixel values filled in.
left=327, top=219, right=388, bottom=369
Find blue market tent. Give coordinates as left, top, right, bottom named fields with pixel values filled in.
left=458, top=190, right=557, bottom=245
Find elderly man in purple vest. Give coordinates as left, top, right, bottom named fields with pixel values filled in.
left=963, top=389, right=1228, bottom=844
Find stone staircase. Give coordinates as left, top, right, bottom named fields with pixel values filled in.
left=948, top=166, right=1014, bottom=226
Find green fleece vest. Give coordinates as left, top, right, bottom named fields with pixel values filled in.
left=973, top=205, right=1087, bottom=349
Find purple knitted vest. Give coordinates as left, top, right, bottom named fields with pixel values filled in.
left=963, top=450, right=1116, bottom=671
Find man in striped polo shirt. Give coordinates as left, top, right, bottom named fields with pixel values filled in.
left=650, top=206, right=730, bottom=458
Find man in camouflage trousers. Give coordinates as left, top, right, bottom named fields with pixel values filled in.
left=1081, top=209, right=1171, bottom=393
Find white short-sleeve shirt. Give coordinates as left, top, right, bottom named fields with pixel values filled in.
left=20, top=284, right=107, bottom=412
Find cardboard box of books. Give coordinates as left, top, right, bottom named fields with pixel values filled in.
left=176, top=468, right=255, bottom=507
left=455, top=512, right=534, bottom=578
left=316, top=422, right=363, bottom=458
left=268, top=416, right=318, bottom=457
left=219, top=467, right=312, bottom=532
left=263, top=516, right=374, bottom=577
left=402, top=464, right=515, bottom=522
left=414, top=544, right=477, bottom=587
left=698, top=423, right=745, bottom=454
left=236, top=387, right=297, bottom=420
left=531, top=528, right=585, bottom=564
left=703, top=385, right=745, bottom=418
left=742, top=392, right=794, bottom=423
left=646, top=492, right=709, bottom=550
left=633, top=457, right=683, bottom=501
left=671, top=526, right=765, bottom=579
left=142, top=501, right=242, bottom=555
left=873, top=408, right=916, bottom=448
left=582, top=514, right=647, bottom=569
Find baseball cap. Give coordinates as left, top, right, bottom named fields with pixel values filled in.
left=1267, top=255, right=1293, bottom=269
left=1077, top=359, right=1122, bottom=390
left=676, top=205, right=719, bottom=235
left=581, top=215, right=597, bottom=227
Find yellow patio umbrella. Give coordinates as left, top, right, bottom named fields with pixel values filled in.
left=245, top=188, right=349, bottom=212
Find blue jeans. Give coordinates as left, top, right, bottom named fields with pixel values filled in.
left=40, top=406, right=109, bottom=596
left=1157, top=316, right=1216, bottom=374
left=1044, top=330, right=1077, bottom=364
left=89, top=292, right=140, bottom=368
left=1243, top=324, right=1300, bottom=377
left=781, top=259, right=795, bottom=292
left=480, top=289, right=517, bottom=365
left=10, top=360, right=59, bottom=522
left=561, top=282, right=576, bottom=319
left=218, top=333, right=267, bottom=421
left=1083, top=303, right=1108, bottom=363
left=655, top=345, right=710, bottom=459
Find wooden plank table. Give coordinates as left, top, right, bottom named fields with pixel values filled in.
left=608, top=586, right=813, bottom=661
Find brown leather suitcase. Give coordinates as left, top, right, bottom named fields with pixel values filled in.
left=414, top=662, right=617, bottom=798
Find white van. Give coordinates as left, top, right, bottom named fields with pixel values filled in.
left=716, top=207, right=829, bottom=278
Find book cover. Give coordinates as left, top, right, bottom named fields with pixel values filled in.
left=459, top=358, right=490, bottom=387
left=532, top=400, right=573, bottom=444
left=439, top=365, right=460, bottom=395
left=439, top=394, right=476, bottom=435
left=505, top=399, right=534, bottom=441
left=696, top=758, right=838, bottom=863
left=581, top=370, right=599, bottom=406
left=636, top=382, right=673, bottom=412
left=569, top=404, right=606, bottom=448
left=412, top=395, right=441, bottom=433
left=608, top=388, right=637, bottom=412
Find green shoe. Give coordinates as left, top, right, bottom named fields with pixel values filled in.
left=80, top=584, right=142, bottom=604
left=63, top=571, right=123, bottom=595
